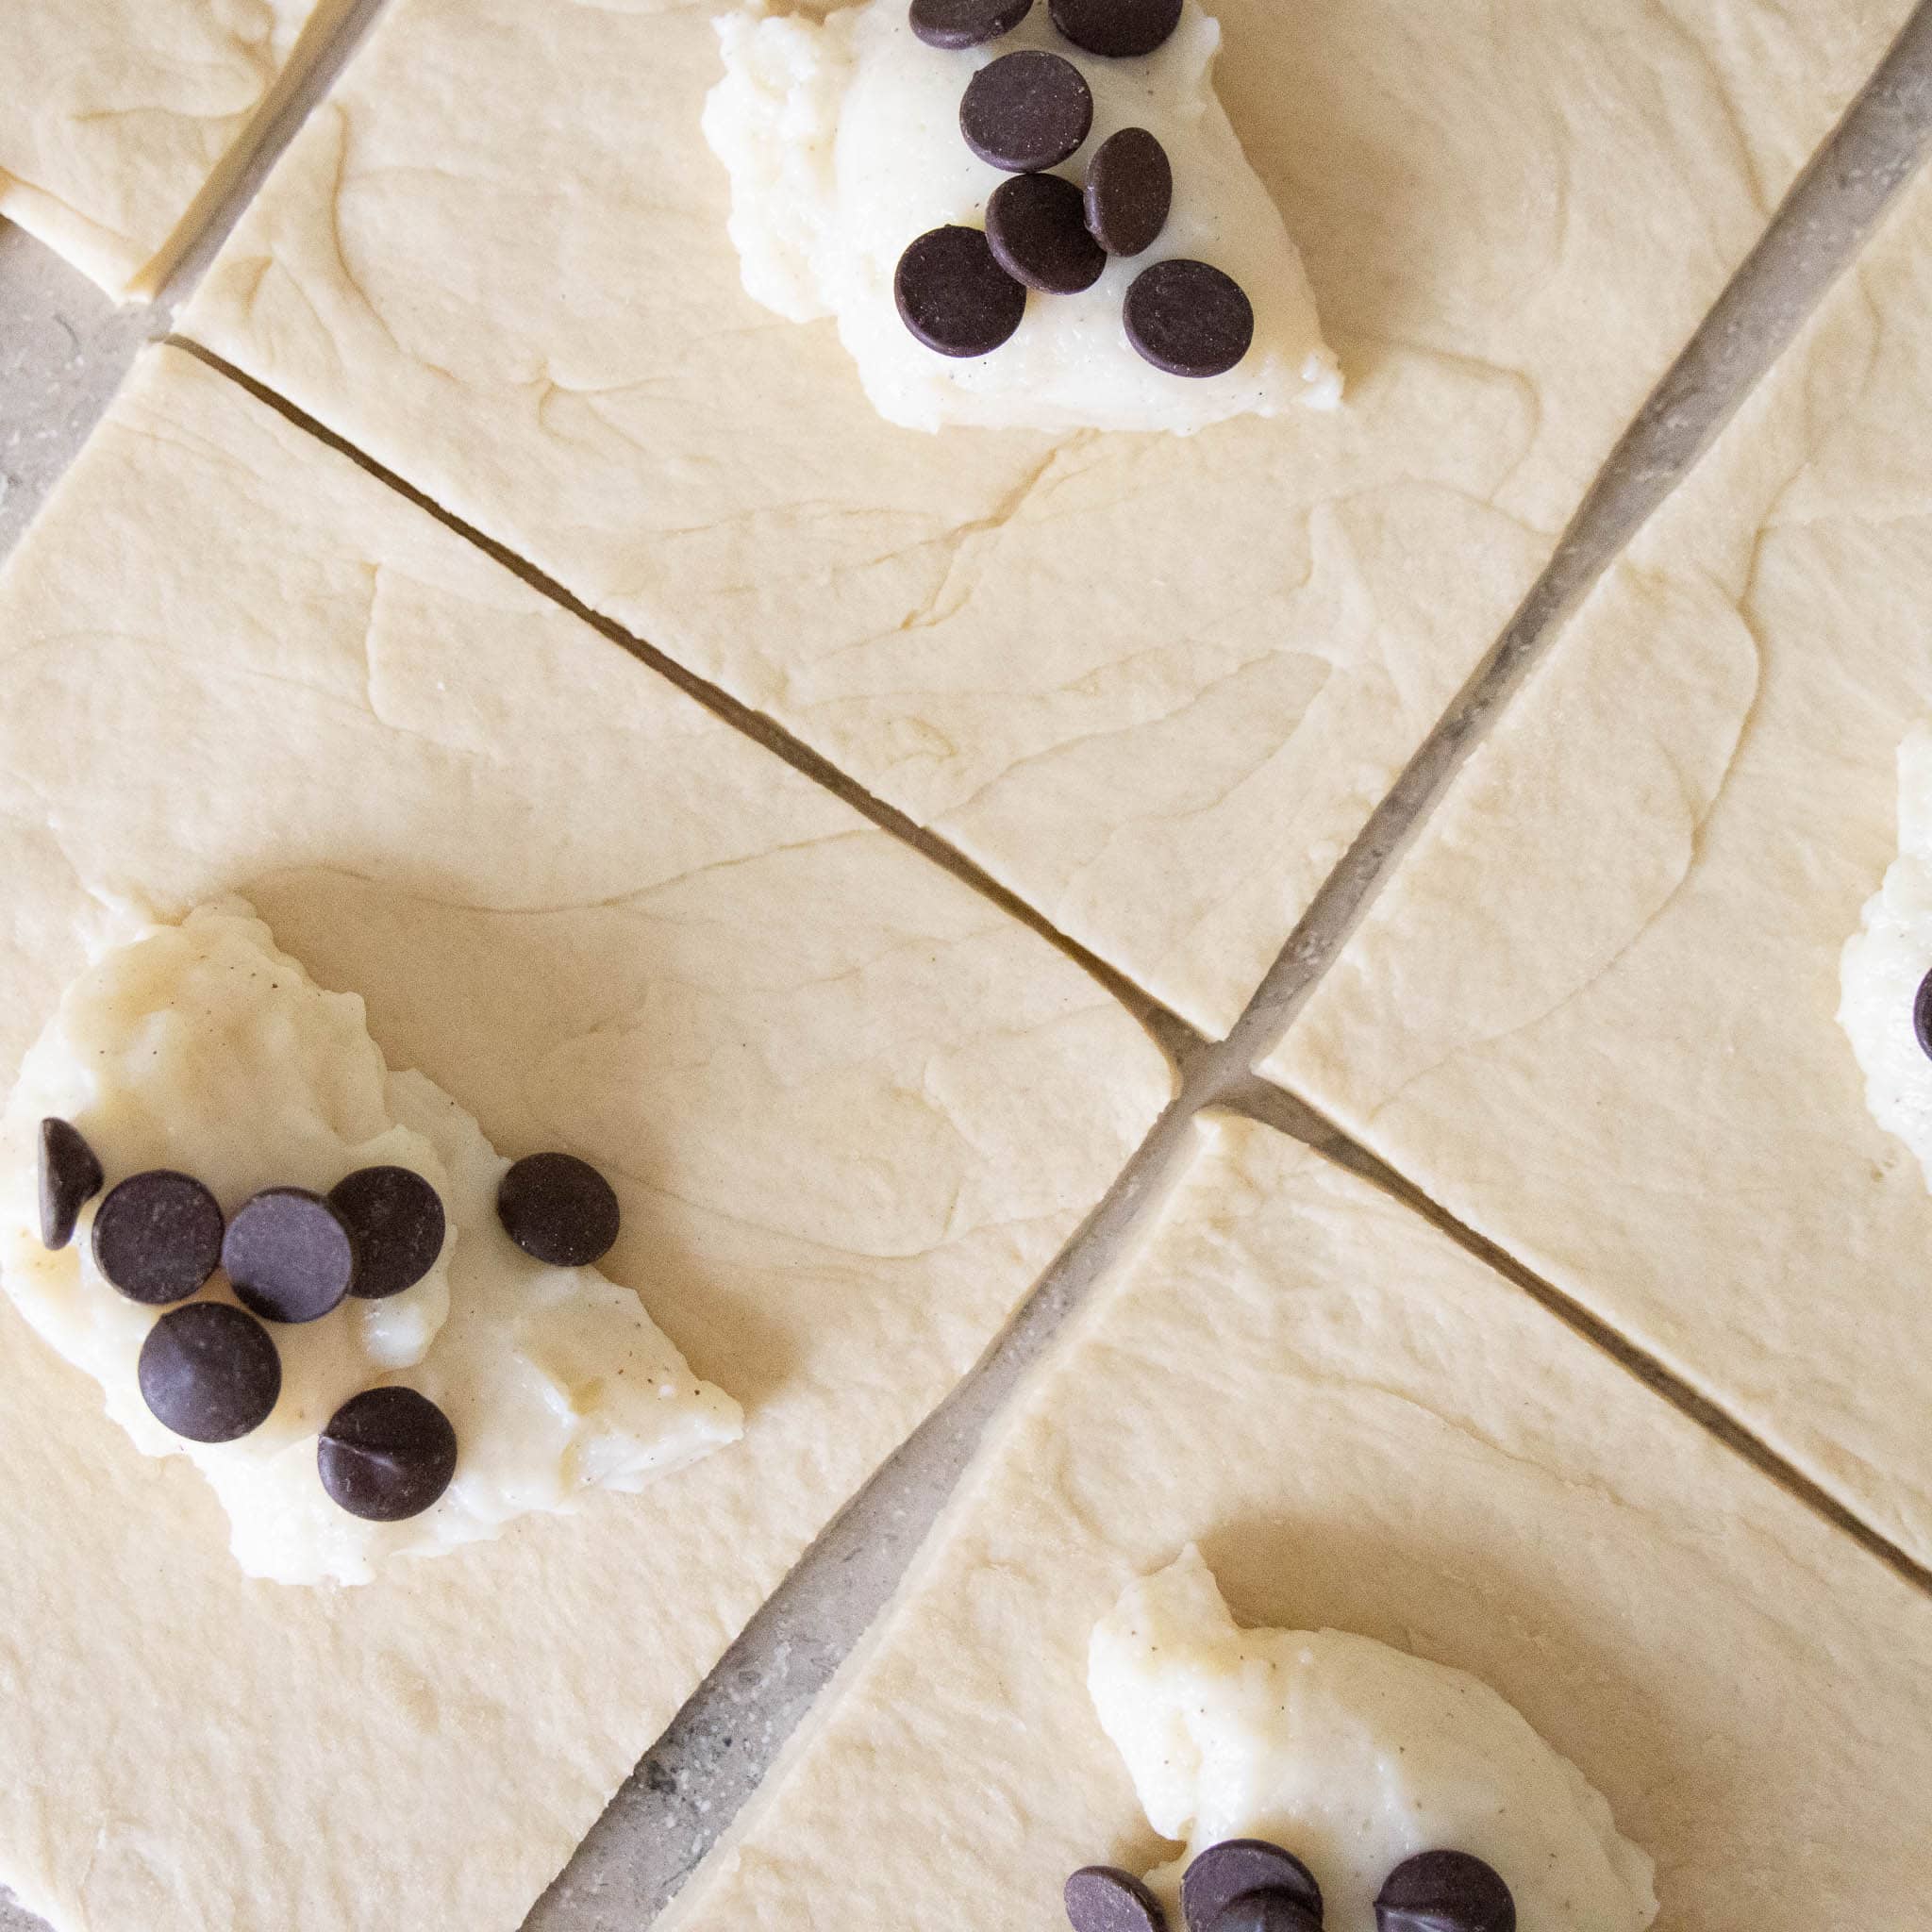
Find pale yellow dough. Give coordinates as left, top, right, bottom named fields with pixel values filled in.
left=0, top=0, right=355, bottom=299
left=0, top=346, right=1173, bottom=1932
left=182, top=0, right=1913, bottom=1031
left=657, top=1115, right=1932, bottom=1931
left=1269, top=161, right=1932, bottom=1572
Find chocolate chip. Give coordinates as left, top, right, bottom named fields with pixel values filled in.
left=1374, top=1851, right=1514, bottom=1932
left=329, top=1166, right=446, bottom=1300
left=1065, top=1867, right=1169, bottom=1932
left=223, top=1188, right=358, bottom=1324
left=960, top=49, right=1093, bottom=172
left=1124, top=258, right=1254, bottom=377
left=38, top=1118, right=103, bottom=1251
left=1207, top=1897, right=1322, bottom=1932
left=1049, top=0, right=1182, bottom=57
left=988, top=172, right=1107, bottom=292
left=497, top=1151, right=622, bottom=1267
left=318, top=1385, right=458, bottom=1522
left=138, top=1302, right=282, bottom=1442
left=1181, top=1842, right=1322, bottom=1932
left=92, top=1171, right=225, bottom=1306
left=896, top=225, right=1027, bottom=357
left=910, top=0, right=1033, bottom=47
left=1085, top=126, right=1172, bottom=255
left=1913, top=965, right=1932, bottom=1059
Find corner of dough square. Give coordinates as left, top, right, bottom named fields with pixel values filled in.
left=0, top=342, right=1174, bottom=1932
left=0, top=0, right=358, bottom=298
left=1267, top=158, right=1932, bottom=1572
left=180, top=0, right=1913, bottom=1032
left=654, top=1112, right=1932, bottom=1932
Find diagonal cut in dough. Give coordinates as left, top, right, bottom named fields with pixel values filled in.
left=0, top=344, right=1173, bottom=1932
left=1267, top=160, right=1932, bottom=1573
left=181, top=0, right=1915, bottom=1031
left=0, top=0, right=358, bottom=299
left=654, top=1114, right=1932, bottom=1932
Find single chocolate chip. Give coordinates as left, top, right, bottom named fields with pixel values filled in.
left=223, top=1188, right=358, bottom=1324
left=138, top=1302, right=282, bottom=1442
left=497, top=1151, right=622, bottom=1267
left=910, top=0, right=1033, bottom=47
left=896, top=225, right=1027, bottom=357
left=1065, top=1866, right=1169, bottom=1932
left=329, top=1166, right=446, bottom=1300
left=1049, top=0, right=1182, bottom=57
left=1913, top=965, right=1932, bottom=1059
left=92, top=1170, right=225, bottom=1306
left=38, top=1118, right=104, bottom=1251
left=1124, top=258, right=1254, bottom=377
left=1208, top=1896, right=1322, bottom=1932
left=1374, top=1851, right=1514, bottom=1932
left=1085, top=126, right=1173, bottom=255
left=960, top=49, right=1093, bottom=172
left=1182, top=1842, right=1322, bottom=1932
left=318, top=1385, right=458, bottom=1522
left=988, top=172, right=1107, bottom=292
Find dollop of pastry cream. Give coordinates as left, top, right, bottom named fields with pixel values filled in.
left=1088, top=1547, right=1658, bottom=1932
left=1840, top=723, right=1932, bottom=1188
left=704, top=0, right=1340, bottom=433
left=0, top=903, right=741, bottom=1586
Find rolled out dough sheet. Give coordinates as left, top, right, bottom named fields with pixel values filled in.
left=655, top=1112, right=1932, bottom=1931
left=178, top=0, right=1914, bottom=1035
left=1267, top=161, right=1932, bottom=1569
left=0, top=344, right=1174, bottom=1932
left=0, top=0, right=356, bottom=299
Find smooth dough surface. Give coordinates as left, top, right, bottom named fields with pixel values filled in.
left=0, top=346, right=1173, bottom=1932
left=1269, top=161, right=1932, bottom=1570
left=0, top=0, right=354, bottom=298
left=655, top=1114, right=1932, bottom=1932
left=181, top=0, right=1912, bottom=1033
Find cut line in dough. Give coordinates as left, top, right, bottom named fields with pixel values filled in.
left=0, top=343, right=1173, bottom=1932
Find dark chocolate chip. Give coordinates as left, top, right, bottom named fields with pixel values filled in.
left=988, top=172, right=1107, bottom=292
left=1182, top=1842, right=1322, bottom=1932
left=92, top=1170, right=225, bottom=1306
left=1124, top=258, right=1254, bottom=377
left=1208, top=1896, right=1323, bottom=1932
left=895, top=225, right=1027, bottom=357
left=329, top=1166, right=446, bottom=1300
left=1085, top=126, right=1172, bottom=256
left=496, top=1151, right=622, bottom=1267
left=1913, top=965, right=1932, bottom=1060
left=318, top=1385, right=458, bottom=1522
left=960, top=49, right=1093, bottom=172
left=910, top=0, right=1034, bottom=47
left=1049, top=0, right=1182, bottom=57
left=1065, top=1866, right=1169, bottom=1932
left=38, top=1117, right=103, bottom=1251
left=223, top=1188, right=358, bottom=1324
left=138, top=1302, right=282, bottom=1442
left=1374, top=1851, right=1514, bottom=1932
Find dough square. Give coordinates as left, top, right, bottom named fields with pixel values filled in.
left=0, top=0, right=357, bottom=298
left=653, top=1112, right=1932, bottom=1931
left=0, top=345, right=1173, bottom=1932
left=1268, top=163, right=1932, bottom=1568
left=179, top=0, right=1914, bottom=1033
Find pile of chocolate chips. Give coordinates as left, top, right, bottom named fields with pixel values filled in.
left=1065, top=1840, right=1515, bottom=1932
left=896, top=0, right=1254, bottom=378
left=38, top=1117, right=623, bottom=1523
